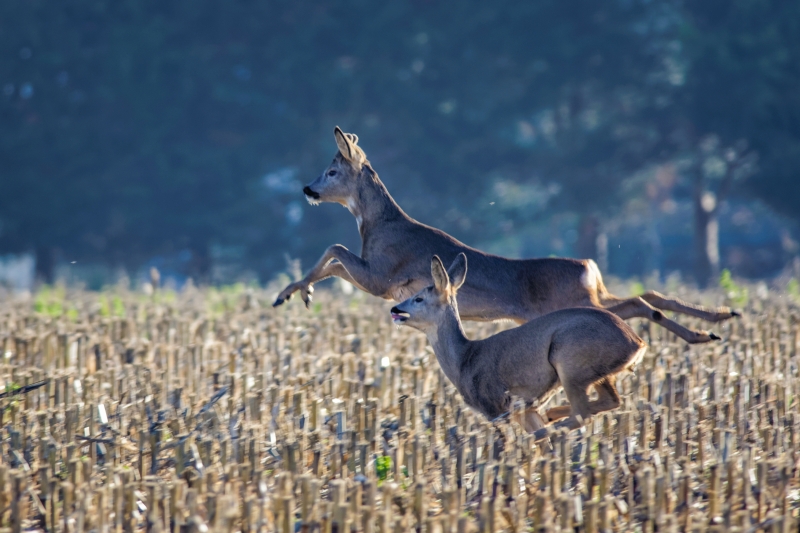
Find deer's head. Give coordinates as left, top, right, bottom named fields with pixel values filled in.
left=391, top=253, right=467, bottom=330
left=303, top=126, right=367, bottom=208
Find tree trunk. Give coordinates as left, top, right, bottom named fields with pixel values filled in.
left=644, top=221, right=662, bottom=280
left=187, top=244, right=212, bottom=285
left=595, top=232, right=609, bottom=274
left=693, top=190, right=720, bottom=288
left=34, top=246, right=55, bottom=284
left=575, top=215, right=600, bottom=260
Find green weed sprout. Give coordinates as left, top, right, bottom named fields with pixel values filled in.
left=629, top=281, right=645, bottom=296
left=376, top=455, right=392, bottom=482
left=719, top=269, right=748, bottom=307
left=34, top=285, right=66, bottom=317
left=788, top=279, right=800, bottom=302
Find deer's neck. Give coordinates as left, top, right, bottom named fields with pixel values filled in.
left=424, top=304, right=471, bottom=386
left=346, top=165, right=407, bottom=233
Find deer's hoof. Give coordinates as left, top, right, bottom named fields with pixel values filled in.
left=731, top=310, right=742, bottom=318
left=689, top=331, right=719, bottom=344
left=298, top=285, right=314, bottom=308
left=272, top=297, right=285, bottom=307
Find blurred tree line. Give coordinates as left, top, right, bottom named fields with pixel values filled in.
left=1, top=0, right=798, bottom=286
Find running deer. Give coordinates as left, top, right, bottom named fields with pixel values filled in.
left=390, top=253, right=647, bottom=437
left=273, top=126, right=739, bottom=343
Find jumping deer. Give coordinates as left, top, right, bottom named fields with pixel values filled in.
left=390, top=253, right=646, bottom=436
left=273, top=126, right=739, bottom=343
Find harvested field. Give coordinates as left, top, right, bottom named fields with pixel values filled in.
left=0, top=282, right=797, bottom=532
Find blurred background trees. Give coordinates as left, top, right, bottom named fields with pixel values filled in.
left=0, top=0, right=797, bottom=288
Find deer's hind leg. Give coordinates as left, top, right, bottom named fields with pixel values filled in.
left=516, top=407, right=547, bottom=433
left=545, top=376, right=623, bottom=424
left=604, top=296, right=721, bottom=344
left=588, top=376, right=621, bottom=415
left=638, top=291, right=739, bottom=322
left=544, top=405, right=572, bottom=423
left=552, top=379, right=594, bottom=431
left=531, top=361, right=610, bottom=440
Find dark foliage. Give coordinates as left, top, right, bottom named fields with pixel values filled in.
left=0, top=0, right=796, bottom=282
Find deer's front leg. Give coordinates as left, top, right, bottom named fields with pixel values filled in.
left=273, top=245, right=378, bottom=307
left=321, top=262, right=369, bottom=292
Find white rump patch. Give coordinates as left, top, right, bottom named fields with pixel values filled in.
left=581, top=260, right=600, bottom=289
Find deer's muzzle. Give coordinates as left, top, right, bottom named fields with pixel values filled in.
left=390, top=306, right=409, bottom=323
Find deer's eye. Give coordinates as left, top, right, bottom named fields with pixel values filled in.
left=414, top=297, right=423, bottom=303
left=327, top=170, right=337, bottom=177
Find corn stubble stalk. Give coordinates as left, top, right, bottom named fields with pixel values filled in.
left=0, top=282, right=795, bottom=531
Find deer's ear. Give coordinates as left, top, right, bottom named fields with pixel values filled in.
left=334, top=126, right=353, bottom=158
left=431, top=256, right=450, bottom=293
left=447, top=253, right=467, bottom=291
left=334, top=127, right=365, bottom=166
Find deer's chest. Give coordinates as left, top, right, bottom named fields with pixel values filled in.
left=458, top=371, right=509, bottom=419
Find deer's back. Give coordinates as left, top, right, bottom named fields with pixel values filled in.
left=362, top=216, right=604, bottom=319
left=533, top=308, right=645, bottom=375
left=455, top=254, right=605, bottom=321
left=468, top=308, right=642, bottom=399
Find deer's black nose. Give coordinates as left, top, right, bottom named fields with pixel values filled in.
left=303, top=186, right=320, bottom=199
left=390, top=306, right=409, bottom=322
